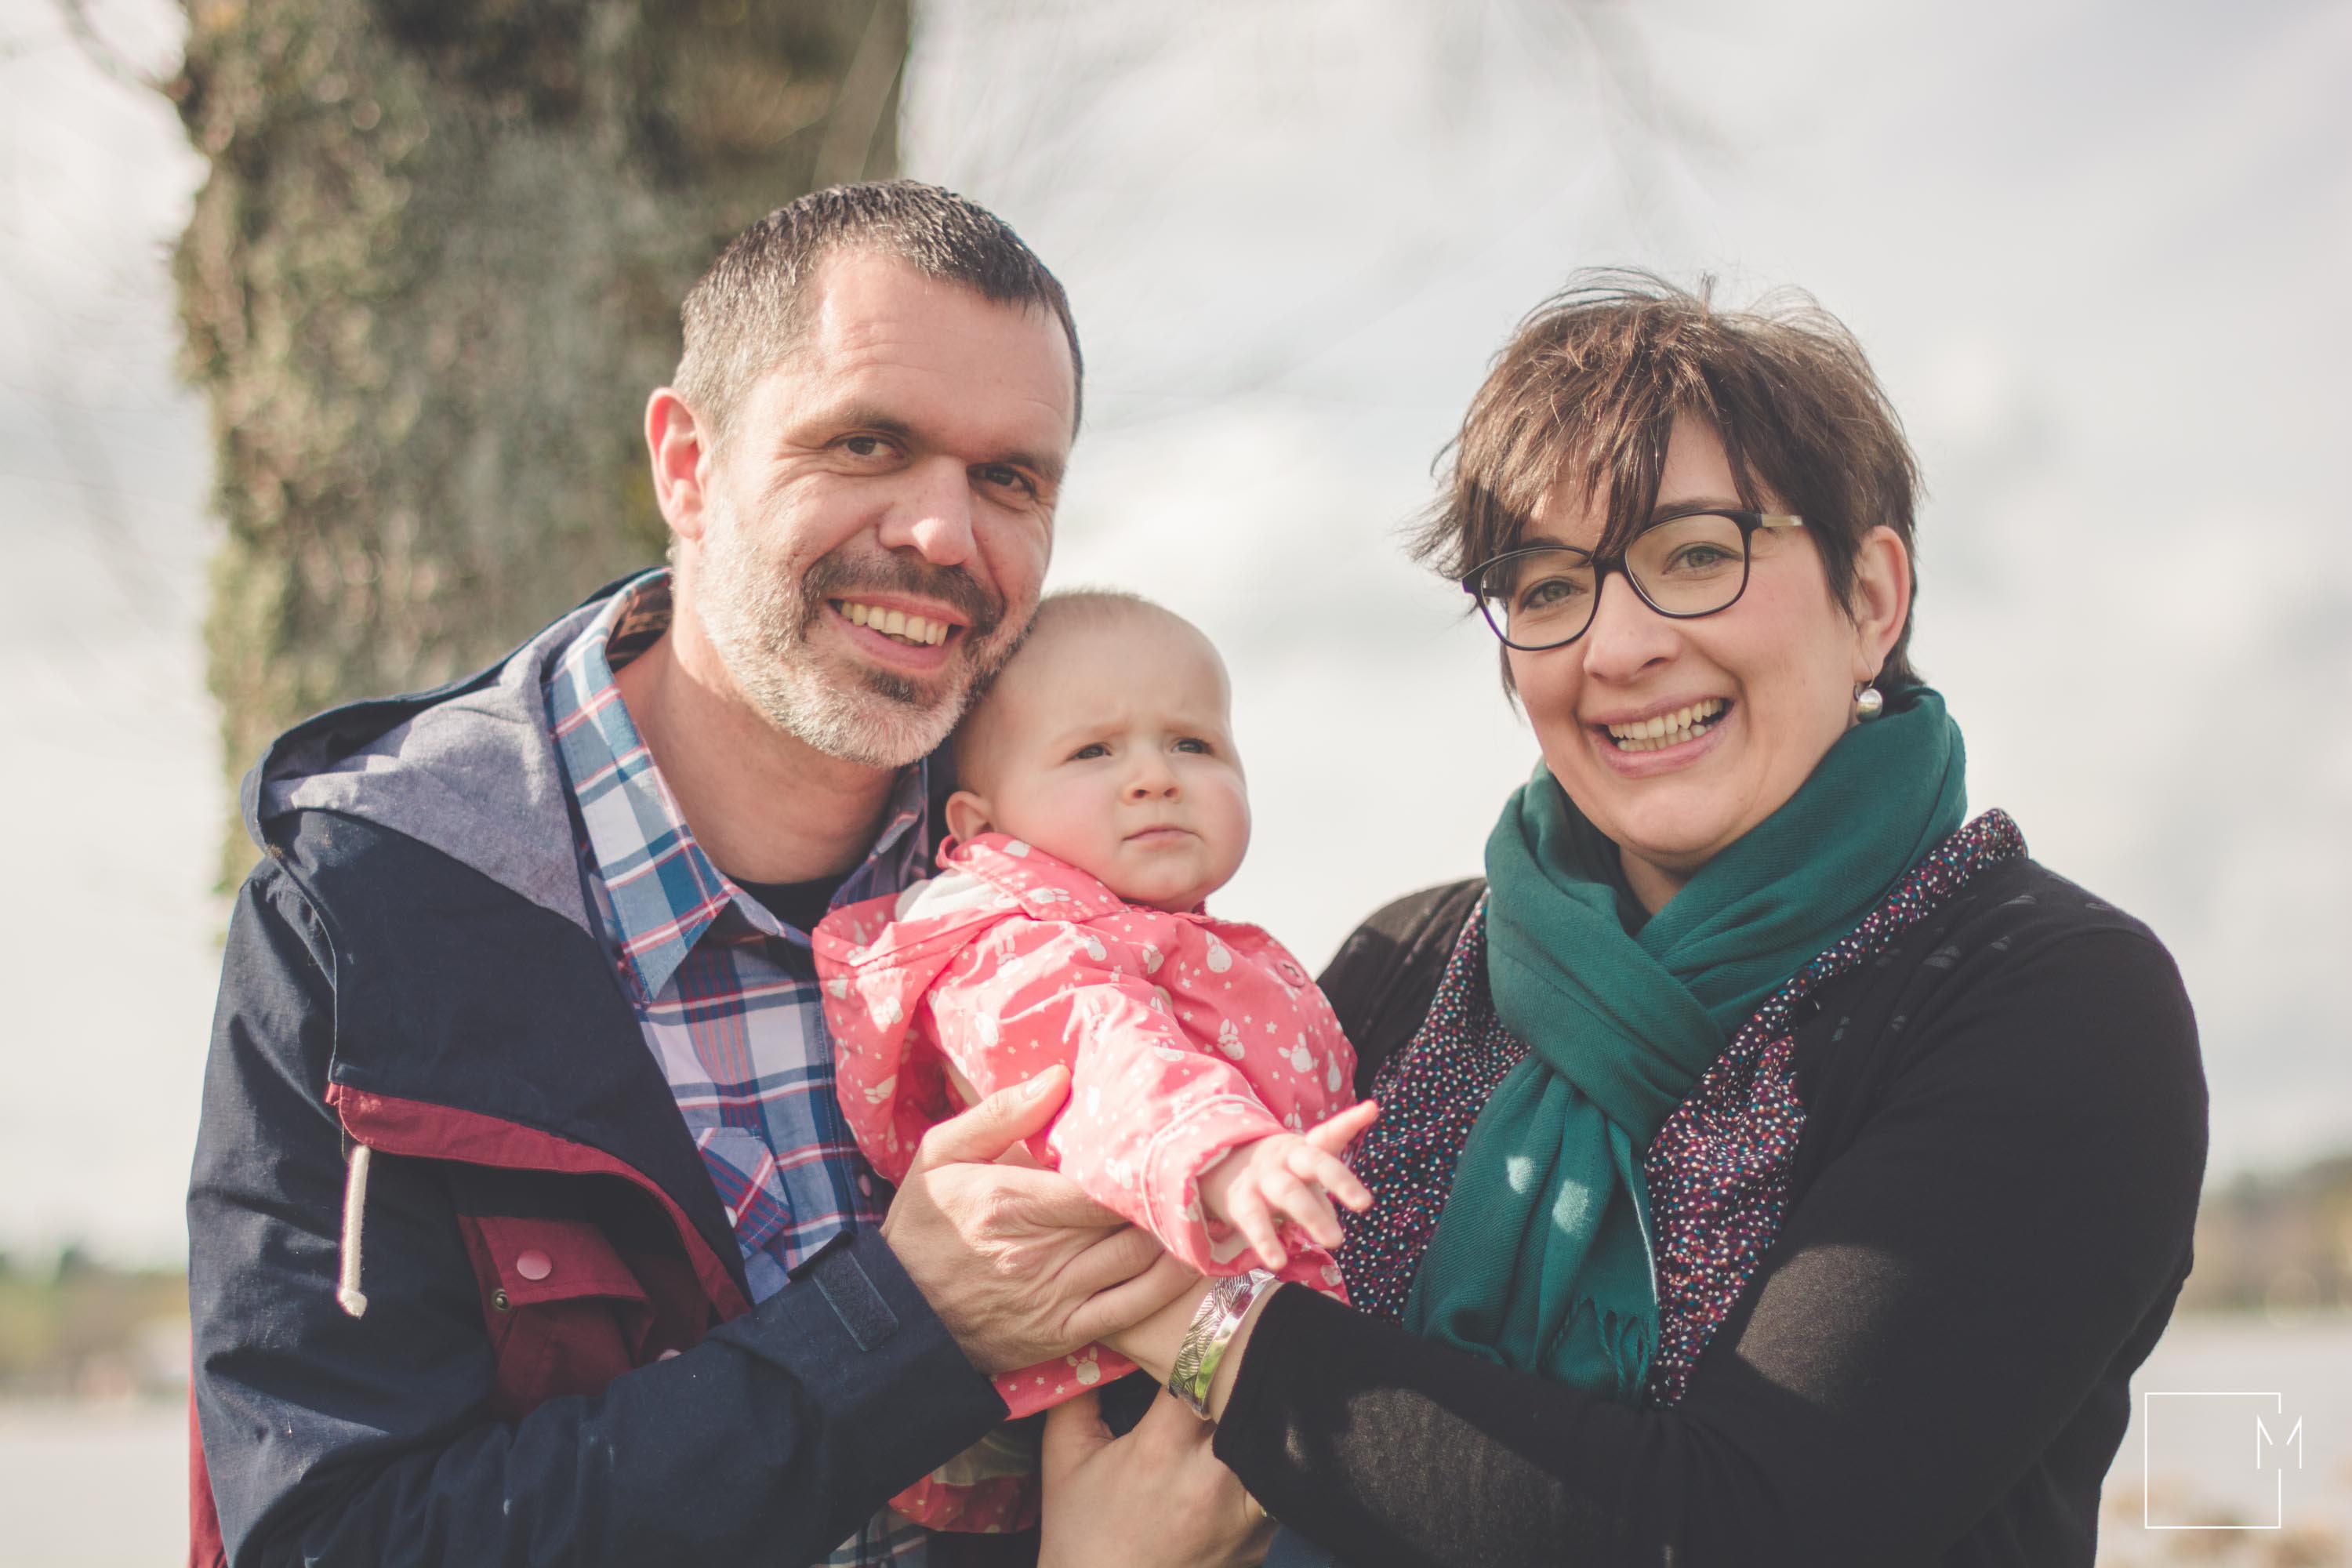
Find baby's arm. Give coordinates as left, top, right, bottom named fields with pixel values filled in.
left=934, top=920, right=1322, bottom=1274
left=1195, top=1103, right=1380, bottom=1272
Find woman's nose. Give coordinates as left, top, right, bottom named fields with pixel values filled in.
left=1578, top=571, right=1677, bottom=681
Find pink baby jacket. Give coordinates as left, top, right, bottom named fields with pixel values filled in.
left=815, top=833, right=1358, bottom=1392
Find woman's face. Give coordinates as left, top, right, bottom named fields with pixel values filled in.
left=1508, top=416, right=1909, bottom=911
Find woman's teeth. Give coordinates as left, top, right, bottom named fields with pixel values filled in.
left=1606, top=698, right=1726, bottom=752
left=836, top=601, right=949, bottom=647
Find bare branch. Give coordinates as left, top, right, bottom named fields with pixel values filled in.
left=814, top=0, right=910, bottom=187
left=52, top=0, right=166, bottom=96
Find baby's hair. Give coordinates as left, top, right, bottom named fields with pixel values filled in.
left=953, top=588, right=1207, bottom=786
left=1023, top=586, right=1163, bottom=638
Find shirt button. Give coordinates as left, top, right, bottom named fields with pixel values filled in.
left=657, top=1348, right=682, bottom=1361
left=514, top=1249, right=553, bottom=1282
left=858, top=1174, right=873, bottom=1196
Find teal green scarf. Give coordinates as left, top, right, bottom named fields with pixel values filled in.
left=1403, top=686, right=1968, bottom=1399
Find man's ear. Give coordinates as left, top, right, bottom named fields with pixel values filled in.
left=1849, top=524, right=1913, bottom=679
left=646, top=388, right=713, bottom=546
left=944, top=789, right=995, bottom=846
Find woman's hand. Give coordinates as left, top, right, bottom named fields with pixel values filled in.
left=1105, top=1269, right=1287, bottom=1424
left=1102, top=1268, right=1207, bottom=1383
left=1037, top=1385, right=1276, bottom=1568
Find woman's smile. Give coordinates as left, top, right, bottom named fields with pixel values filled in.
left=1587, top=696, right=1733, bottom=776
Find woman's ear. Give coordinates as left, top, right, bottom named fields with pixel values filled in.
left=1849, top=524, right=1913, bottom=678
left=944, top=789, right=995, bottom=846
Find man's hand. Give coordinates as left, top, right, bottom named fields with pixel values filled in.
left=1037, top=1386, right=1275, bottom=1568
left=880, top=1065, right=1196, bottom=1373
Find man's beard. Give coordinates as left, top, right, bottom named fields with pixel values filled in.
left=695, top=503, right=1013, bottom=769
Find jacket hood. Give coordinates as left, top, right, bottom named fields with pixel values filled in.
left=241, top=572, right=654, bottom=935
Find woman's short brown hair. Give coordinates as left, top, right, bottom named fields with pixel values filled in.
left=1413, top=270, right=1923, bottom=688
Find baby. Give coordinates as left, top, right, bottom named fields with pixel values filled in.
left=815, top=590, right=1374, bottom=1534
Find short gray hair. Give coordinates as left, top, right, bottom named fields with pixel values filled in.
left=673, top=180, right=1083, bottom=442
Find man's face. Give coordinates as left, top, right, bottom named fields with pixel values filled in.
left=679, top=249, right=1077, bottom=768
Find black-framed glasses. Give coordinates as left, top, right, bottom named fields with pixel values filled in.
left=1461, top=510, right=1806, bottom=651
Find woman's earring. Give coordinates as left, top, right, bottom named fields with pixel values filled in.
left=1853, top=683, right=1886, bottom=723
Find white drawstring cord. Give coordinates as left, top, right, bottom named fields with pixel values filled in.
left=336, top=1142, right=372, bottom=1318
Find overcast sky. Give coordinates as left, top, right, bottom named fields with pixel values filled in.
left=4, top=0, right=2347, bottom=1263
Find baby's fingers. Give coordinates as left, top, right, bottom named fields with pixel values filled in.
left=1285, top=1142, right=1372, bottom=1214
left=1224, top=1183, right=1289, bottom=1273
left=1305, top=1101, right=1379, bottom=1157
left=1259, top=1169, right=1343, bottom=1250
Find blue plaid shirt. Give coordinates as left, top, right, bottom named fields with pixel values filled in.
left=546, top=572, right=938, bottom=1564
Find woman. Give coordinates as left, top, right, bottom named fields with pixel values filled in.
left=1043, top=274, right=2207, bottom=1566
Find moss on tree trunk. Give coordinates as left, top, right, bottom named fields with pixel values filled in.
left=174, top=0, right=908, bottom=884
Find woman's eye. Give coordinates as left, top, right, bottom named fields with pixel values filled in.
left=1665, top=545, right=1735, bottom=572
left=1519, top=576, right=1586, bottom=610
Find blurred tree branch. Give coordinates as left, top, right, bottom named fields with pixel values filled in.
left=54, top=0, right=169, bottom=93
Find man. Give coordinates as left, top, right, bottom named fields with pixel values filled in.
left=188, top=182, right=1194, bottom=1567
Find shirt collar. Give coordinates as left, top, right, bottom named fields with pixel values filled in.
left=547, top=570, right=934, bottom=1001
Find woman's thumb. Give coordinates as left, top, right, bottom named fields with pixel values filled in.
left=909, top=1064, right=1070, bottom=1171
left=1040, top=1386, right=1112, bottom=1482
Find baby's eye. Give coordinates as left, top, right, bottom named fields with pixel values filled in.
left=1173, top=737, right=1212, bottom=755
left=1069, top=742, right=1110, bottom=760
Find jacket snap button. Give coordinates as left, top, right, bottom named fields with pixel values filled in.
left=515, top=1249, right=553, bottom=1282
left=491, top=1289, right=510, bottom=1312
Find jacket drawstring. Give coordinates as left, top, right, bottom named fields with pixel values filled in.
left=337, top=1141, right=372, bottom=1318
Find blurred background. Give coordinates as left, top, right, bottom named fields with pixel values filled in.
left=3, top=0, right=2347, bottom=1561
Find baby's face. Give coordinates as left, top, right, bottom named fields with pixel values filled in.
left=956, top=612, right=1249, bottom=913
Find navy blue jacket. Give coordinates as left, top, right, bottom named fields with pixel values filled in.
left=188, top=583, right=1006, bottom=1566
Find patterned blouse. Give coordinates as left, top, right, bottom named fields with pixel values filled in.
left=1336, top=809, right=2027, bottom=1405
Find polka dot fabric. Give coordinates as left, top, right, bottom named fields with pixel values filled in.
left=1336, top=902, right=1526, bottom=1324
left=1338, top=809, right=2027, bottom=1409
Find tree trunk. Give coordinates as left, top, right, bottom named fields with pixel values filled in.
left=173, top=0, right=909, bottom=884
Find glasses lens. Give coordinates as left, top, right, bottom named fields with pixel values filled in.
left=1627, top=513, right=1749, bottom=615
left=1474, top=547, right=1595, bottom=647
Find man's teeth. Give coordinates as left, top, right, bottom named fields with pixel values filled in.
left=837, top=601, right=949, bottom=646
left=1606, top=698, right=1726, bottom=752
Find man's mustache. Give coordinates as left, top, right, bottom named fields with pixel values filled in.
left=800, top=551, right=1004, bottom=639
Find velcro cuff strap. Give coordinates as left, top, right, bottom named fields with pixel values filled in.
left=810, top=1243, right=899, bottom=1352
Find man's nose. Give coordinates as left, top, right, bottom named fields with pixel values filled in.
left=876, top=459, right=978, bottom=567
left=1577, top=571, right=1677, bottom=682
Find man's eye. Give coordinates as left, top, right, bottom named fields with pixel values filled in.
left=841, top=435, right=891, bottom=459
left=976, top=464, right=1036, bottom=495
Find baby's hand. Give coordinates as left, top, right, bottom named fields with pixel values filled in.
left=1196, top=1102, right=1380, bottom=1272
